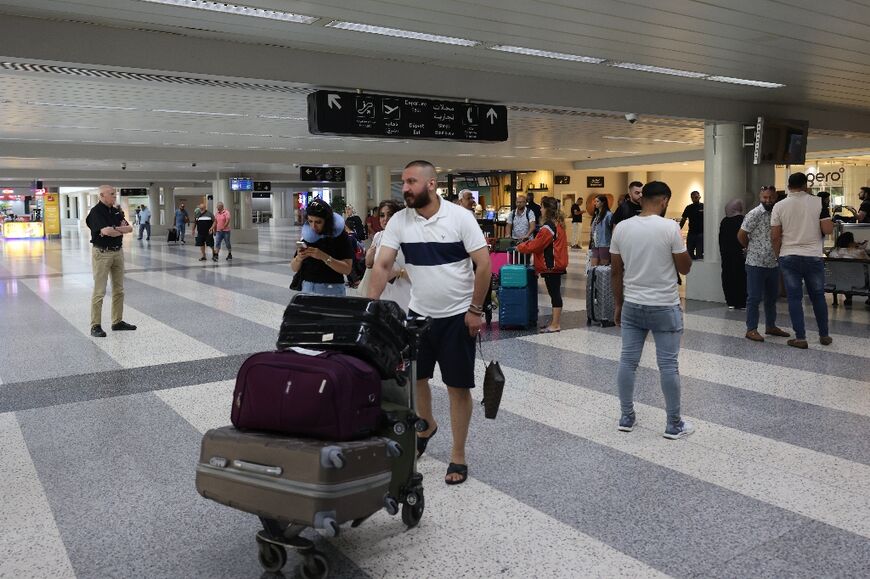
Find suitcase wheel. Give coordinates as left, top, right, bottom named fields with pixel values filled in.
left=384, top=494, right=400, bottom=515
left=322, top=448, right=345, bottom=470
left=413, top=418, right=429, bottom=433
left=386, top=440, right=403, bottom=458
left=256, top=538, right=287, bottom=573
left=299, top=551, right=330, bottom=579
left=401, top=491, right=425, bottom=528
left=320, top=517, right=339, bottom=538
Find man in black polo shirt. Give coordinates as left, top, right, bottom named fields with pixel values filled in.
left=680, top=191, right=704, bottom=259
left=611, top=181, right=643, bottom=231
left=85, top=185, right=136, bottom=337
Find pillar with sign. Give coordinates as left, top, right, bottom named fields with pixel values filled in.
left=43, top=189, right=61, bottom=237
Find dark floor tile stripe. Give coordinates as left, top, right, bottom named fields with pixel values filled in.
left=488, top=336, right=870, bottom=465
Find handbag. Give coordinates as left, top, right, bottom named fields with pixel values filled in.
left=289, top=270, right=303, bottom=292
left=478, top=335, right=505, bottom=419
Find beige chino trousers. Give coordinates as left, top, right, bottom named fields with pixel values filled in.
left=91, top=247, right=125, bottom=327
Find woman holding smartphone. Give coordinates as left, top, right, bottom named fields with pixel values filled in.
left=365, top=199, right=410, bottom=311
left=290, top=199, right=353, bottom=296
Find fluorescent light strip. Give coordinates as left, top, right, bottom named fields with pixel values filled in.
left=26, top=101, right=137, bottom=111
left=609, top=62, right=707, bottom=78
left=706, top=76, right=785, bottom=88
left=257, top=114, right=306, bottom=120
left=325, top=20, right=479, bottom=47
left=490, top=45, right=605, bottom=64
left=603, top=136, right=699, bottom=145
left=138, top=0, right=319, bottom=24
left=151, top=108, right=245, bottom=117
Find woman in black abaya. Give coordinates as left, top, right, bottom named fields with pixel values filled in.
left=719, top=198, right=747, bottom=309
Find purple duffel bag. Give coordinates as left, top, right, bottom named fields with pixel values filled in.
left=231, top=350, right=382, bottom=441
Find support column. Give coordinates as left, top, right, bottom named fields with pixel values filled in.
left=146, top=185, right=166, bottom=235
left=627, top=171, right=648, bottom=186
left=345, top=165, right=368, bottom=216
left=270, top=188, right=293, bottom=225
left=79, top=193, right=89, bottom=228
left=162, top=186, right=175, bottom=225
left=212, top=178, right=231, bottom=221
left=371, top=166, right=392, bottom=203
left=235, top=182, right=258, bottom=243
left=685, top=122, right=746, bottom=303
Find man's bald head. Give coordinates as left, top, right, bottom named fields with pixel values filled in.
left=98, top=185, right=117, bottom=206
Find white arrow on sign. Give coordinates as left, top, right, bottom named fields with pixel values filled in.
left=327, top=94, right=342, bottom=110
left=486, top=108, right=498, bottom=124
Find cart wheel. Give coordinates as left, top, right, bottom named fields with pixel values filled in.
left=256, top=539, right=287, bottom=573
left=401, top=492, right=425, bottom=528
left=299, top=551, right=330, bottom=579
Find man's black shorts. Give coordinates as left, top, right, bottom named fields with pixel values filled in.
left=195, top=234, right=214, bottom=247
left=410, top=310, right=476, bottom=389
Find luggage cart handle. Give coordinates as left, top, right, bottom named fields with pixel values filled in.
left=232, top=459, right=283, bottom=477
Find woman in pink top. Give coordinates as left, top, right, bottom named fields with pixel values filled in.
left=213, top=202, right=233, bottom=262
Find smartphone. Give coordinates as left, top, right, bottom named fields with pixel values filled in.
left=296, top=241, right=308, bottom=250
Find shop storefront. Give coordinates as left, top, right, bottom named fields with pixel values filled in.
left=0, top=186, right=56, bottom=239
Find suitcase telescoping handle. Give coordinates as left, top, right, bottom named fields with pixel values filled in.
left=231, top=459, right=283, bottom=477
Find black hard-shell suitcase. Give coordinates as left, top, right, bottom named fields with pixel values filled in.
left=277, top=295, right=410, bottom=379
left=167, top=228, right=179, bottom=244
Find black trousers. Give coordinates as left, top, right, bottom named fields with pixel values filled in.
left=542, top=273, right=563, bottom=308
left=687, top=233, right=704, bottom=259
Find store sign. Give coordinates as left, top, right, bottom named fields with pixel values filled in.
left=587, top=176, right=605, bottom=188
left=120, top=188, right=147, bottom=196
left=43, top=193, right=60, bottom=235
left=806, top=167, right=845, bottom=185
left=300, top=166, right=346, bottom=182
left=308, top=90, right=508, bottom=142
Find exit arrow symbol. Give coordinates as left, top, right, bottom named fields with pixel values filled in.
left=327, top=94, right=342, bottom=110
left=486, top=108, right=497, bottom=124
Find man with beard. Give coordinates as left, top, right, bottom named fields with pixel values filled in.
left=369, top=160, right=491, bottom=486
left=738, top=186, right=790, bottom=342
left=610, top=181, right=643, bottom=231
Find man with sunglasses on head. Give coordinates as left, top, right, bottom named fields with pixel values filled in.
left=738, top=186, right=790, bottom=342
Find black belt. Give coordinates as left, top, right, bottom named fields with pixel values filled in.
left=94, top=246, right=122, bottom=252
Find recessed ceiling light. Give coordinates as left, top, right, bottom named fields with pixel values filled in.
left=490, top=45, right=605, bottom=64
left=325, top=20, right=479, bottom=46
left=605, top=150, right=640, bottom=154
left=138, top=0, right=319, bottom=24
left=706, top=76, right=785, bottom=88
left=608, top=62, right=707, bottom=78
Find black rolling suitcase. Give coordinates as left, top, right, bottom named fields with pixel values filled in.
left=167, top=227, right=179, bottom=244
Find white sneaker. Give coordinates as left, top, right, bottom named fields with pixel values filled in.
left=663, top=419, right=695, bottom=440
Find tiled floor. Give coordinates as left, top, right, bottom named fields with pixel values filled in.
left=1, top=225, right=869, bottom=579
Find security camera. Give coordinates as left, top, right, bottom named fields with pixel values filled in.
left=121, top=162, right=127, bottom=170
left=191, top=162, right=197, bottom=167
left=625, top=113, right=638, bottom=124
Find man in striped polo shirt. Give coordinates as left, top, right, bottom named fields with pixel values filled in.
left=369, top=160, right=491, bottom=485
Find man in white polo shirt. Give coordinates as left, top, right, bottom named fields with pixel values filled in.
left=369, top=160, right=491, bottom=486
left=771, top=172, right=834, bottom=349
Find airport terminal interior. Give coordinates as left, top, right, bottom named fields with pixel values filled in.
left=1, top=2, right=869, bottom=578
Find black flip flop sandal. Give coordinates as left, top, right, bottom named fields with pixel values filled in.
left=416, top=425, right=438, bottom=457
left=445, top=462, right=468, bottom=485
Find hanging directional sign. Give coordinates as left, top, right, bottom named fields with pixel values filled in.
left=299, top=166, right=346, bottom=182
left=308, top=90, right=508, bottom=142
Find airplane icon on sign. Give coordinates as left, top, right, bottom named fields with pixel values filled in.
left=382, top=99, right=401, bottom=120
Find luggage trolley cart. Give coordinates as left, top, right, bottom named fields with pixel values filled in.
left=254, top=295, right=432, bottom=577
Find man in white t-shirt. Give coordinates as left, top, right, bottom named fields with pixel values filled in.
left=770, top=172, right=834, bottom=349
left=610, top=181, right=694, bottom=440
left=369, top=160, right=491, bottom=486
left=506, top=194, right=536, bottom=241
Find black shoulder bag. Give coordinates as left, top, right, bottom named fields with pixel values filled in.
left=478, top=334, right=505, bottom=419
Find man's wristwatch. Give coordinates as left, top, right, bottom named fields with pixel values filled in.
left=325, top=256, right=333, bottom=265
